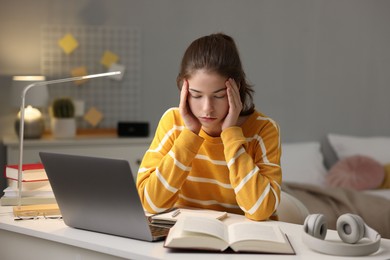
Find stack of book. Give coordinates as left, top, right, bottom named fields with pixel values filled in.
left=1, top=163, right=56, bottom=206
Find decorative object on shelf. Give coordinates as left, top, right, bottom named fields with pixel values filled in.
left=14, top=106, right=45, bottom=139
left=117, top=122, right=149, bottom=137
left=11, top=76, right=48, bottom=139
left=50, top=97, right=76, bottom=139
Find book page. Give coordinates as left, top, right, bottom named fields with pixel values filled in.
left=151, top=208, right=227, bottom=224
left=182, top=216, right=229, bottom=242
left=228, top=222, right=285, bottom=244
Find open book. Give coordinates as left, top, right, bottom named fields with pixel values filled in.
left=164, top=216, right=295, bottom=254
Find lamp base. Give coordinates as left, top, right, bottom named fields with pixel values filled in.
left=13, top=204, right=60, bottom=218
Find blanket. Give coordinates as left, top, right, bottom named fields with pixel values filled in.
left=282, top=182, right=390, bottom=239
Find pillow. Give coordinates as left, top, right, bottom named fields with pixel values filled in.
left=328, top=133, right=390, bottom=165
left=281, top=142, right=327, bottom=186
left=326, top=155, right=385, bottom=190
left=320, top=136, right=339, bottom=169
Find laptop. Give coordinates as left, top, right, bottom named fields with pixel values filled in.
left=39, top=152, right=169, bottom=241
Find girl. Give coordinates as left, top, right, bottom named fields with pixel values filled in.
left=136, top=33, right=282, bottom=221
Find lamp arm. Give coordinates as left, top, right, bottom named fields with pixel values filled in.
left=17, top=71, right=120, bottom=207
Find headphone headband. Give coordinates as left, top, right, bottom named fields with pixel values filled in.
left=302, top=214, right=381, bottom=256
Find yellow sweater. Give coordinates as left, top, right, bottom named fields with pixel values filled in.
left=136, top=108, right=282, bottom=221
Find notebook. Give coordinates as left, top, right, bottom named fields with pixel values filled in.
left=39, top=152, right=169, bottom=241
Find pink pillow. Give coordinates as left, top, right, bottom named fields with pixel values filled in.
left=326, top=155, right=385, bottom=190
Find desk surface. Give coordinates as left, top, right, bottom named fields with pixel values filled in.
left=0, top=206, right=389, bottom=260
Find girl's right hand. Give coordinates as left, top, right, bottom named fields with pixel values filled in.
left=179, top=80, right=201, bottom=134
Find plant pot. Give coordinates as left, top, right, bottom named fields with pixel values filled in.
left=51, top=118, right=76, bottom=139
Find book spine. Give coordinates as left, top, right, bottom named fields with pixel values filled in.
left=0, top=196, right=56, bottom=206
left=7, top=179, right=51, bottom=190
left=6, top=163, right=44, bottom=171
left=5, top=177, right=49, bottom=182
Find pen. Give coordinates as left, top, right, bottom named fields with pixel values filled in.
left=172, top=209, right=181, bottom=217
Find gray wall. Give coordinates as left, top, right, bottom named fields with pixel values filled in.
left=1, top=0, right=389, bottom=142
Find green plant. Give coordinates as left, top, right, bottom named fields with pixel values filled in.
left=52, top=97, right=75, bottom=118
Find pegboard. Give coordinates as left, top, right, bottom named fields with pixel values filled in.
left=41, top=25, right=141, bottom=129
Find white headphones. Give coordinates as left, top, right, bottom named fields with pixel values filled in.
left=302, top=213, right=381, bottom=256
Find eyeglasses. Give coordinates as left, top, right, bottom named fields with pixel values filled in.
left=14, top=211, right=62, bottom=221
left=13, top=204, right=62, bottom=221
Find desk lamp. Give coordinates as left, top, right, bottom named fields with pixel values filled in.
left=15, top=71, right=121, bottom=210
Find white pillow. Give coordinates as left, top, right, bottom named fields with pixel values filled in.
left=328, top=133, right=390, bottom=165
left=281, top=142, right=327, bottom=186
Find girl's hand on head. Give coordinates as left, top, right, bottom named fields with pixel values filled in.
left=179, top=80, right=201, bottom=134
left=222, top=78, right=243, bottom=131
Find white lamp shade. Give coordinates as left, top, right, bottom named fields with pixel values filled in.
left=11, top=76, right=49, bottom=107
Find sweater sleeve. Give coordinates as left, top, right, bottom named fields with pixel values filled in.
left=221, top=122, right=282, bottom=221
left=136, top=110, right=204, bottom=213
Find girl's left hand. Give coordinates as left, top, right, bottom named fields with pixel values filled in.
left=222, top=78, right=243, bottom=131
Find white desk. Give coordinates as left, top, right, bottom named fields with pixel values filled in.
left=0, top=206, right=389, bottom=260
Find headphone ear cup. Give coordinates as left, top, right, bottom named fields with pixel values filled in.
left=304, top=214, right=327, bottom=239
left=337, top=214, right=365, bottom=244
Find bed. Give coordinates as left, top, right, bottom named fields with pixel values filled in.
left=278, top=133, right=390, bottom=239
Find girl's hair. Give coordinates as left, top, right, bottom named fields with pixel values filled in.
left=176, top=33, right=255, bottom=115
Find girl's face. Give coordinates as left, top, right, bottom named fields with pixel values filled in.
left=187, top=70, right=229, bottom=136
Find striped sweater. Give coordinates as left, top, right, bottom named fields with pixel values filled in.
left=136, top=107, right=282, bottom=221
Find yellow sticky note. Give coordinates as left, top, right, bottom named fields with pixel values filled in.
left=84, top=107, right=103, bottom=127
left=58, top=33, right=79, bottom=54
left=100, top=50, right=119, bottom=68
left=70, top=66, right=88, bottom=85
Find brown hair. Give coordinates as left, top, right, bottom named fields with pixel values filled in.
left=176, top=33, right=255, bottom=115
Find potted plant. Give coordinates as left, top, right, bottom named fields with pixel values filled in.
left=50, top=97, right=76, bottom=139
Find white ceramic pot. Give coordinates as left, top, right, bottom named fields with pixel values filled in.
left=51, top=118, right=76, bottom=139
